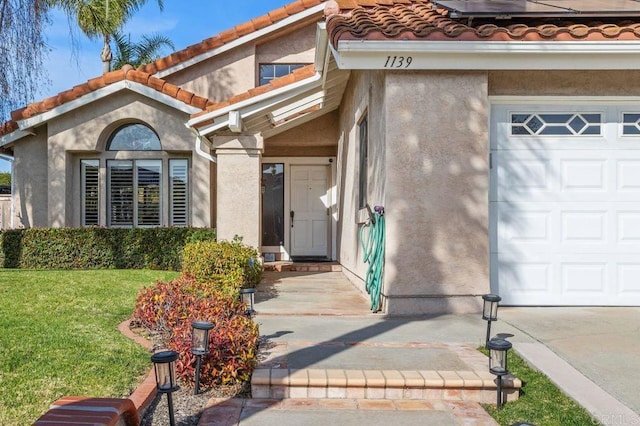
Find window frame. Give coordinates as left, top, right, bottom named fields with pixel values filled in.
left=258, top=63, right=307, bottom=86
left=106, top=123, right=162, bottom=151
left=107, top=159, right=163, bottom=227
left=81, top=159, right=100, bottom=226
left=358, top=112, right=369, bottom=210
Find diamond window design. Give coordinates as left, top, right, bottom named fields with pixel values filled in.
left=511, top=113, right=602, bottom=136
left=623, top=113, right=640, bottom=135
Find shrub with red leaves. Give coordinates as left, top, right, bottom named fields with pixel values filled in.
left=132, top=274, right=259, bottom=388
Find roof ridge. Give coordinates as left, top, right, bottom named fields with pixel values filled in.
left=139, top=0, right=325, bottom=76
left=1, top=64, right=215, bottom=138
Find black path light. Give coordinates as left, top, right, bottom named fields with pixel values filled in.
left=191, top=321, right=214, bottom=395
left=487, top=337, right=512, bottom=409
left=239, top=288, right=257, bottom=316
left=151, top=350, right=180, bottom=426
left=482, top=293, right=502, bottom=348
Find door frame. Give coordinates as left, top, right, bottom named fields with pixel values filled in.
left=261, top=156, right=337, bottom=261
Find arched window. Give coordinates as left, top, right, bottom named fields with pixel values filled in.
left=107, top=123, right=161, bottom=151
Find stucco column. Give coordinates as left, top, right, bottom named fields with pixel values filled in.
left=213, top=134, right=263, bottom=250
left=383, top=71, right=490, bottom=315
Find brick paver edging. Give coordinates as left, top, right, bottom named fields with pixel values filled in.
left=117, top=319, right=158, bottom=416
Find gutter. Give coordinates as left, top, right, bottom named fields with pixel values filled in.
left=332, top=39, right=640, bottom=70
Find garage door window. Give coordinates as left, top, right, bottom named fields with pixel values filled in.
left=511, top=113, right=601, bottom=136
left=623, top=113, right=640, bottom=135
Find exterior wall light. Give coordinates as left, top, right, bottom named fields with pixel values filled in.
left=239, top=288, right=256, bottom=316
left=191, top=321, right=214, bottom=395
left=151, top=350, right=180, bottom=426
left=487, top=337, right=512, bottom=409
left=482, top=293, right=501, bottom=348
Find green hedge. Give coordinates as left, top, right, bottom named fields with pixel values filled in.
left=0, top=228, right=216, bottom=270
left=182, top=239, right=262, bottom=296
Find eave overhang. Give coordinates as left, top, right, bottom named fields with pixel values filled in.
left=331, top=40, right=640, bottom=70
left=3, top=80, right=203, bottom=147
left=188, top=23, right=351, bottom=140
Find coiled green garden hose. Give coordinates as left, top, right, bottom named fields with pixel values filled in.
left=359, top=206, right=385, bottom=312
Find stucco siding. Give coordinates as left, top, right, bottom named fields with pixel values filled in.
left=264, top=111, right=338, bottom=157
left=336, top=70, right=386, bottom=298
left=13, top=131, right=48, bottom=227
left=255, top=24, right=317, bottom=68
left=164, top=22, right=317, bottom=102
left=166, top=47, right=256, bottom=102
left=489, top=70, right=640, bottom=96
left=383, top=71, right=490, bottom=315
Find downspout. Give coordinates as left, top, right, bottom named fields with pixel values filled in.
left=195, top=136, right=217, bottom=163
left=188, top=127, right=217, bottom=163
left=0, top=154, right=15, bottom=229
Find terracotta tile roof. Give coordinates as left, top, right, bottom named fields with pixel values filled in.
left=0, top=65, right=214, bottom=138
left=325, top=0, right=640, bottom=47
left=139, top=0, right=325, bottom=75
left=191, top=64, right=317, bottom=126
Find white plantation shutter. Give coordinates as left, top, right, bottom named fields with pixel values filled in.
left=108, top=160, right=134, bottom=226
left=136, top=160, right=161, bottom=226
left=169, top=159, right=188, bottom=226
left=81, top=160, right=99, bottom=226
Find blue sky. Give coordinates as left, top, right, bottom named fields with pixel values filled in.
left=0, top=0, right=293, bottom=173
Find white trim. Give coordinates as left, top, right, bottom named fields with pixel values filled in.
left=228, top=110, right=243, bottom=133
left=268, top=91, right=325, bottom=123
left=16, top=81, right=201, bottom=134
left=188, top=72, right=323, bottom=133
left=490, top=95, right=640, bottom=105
left=261, top=156, right=337, bottom=261
left=332, top=40, right=640, bottom=70
left=0, top=129, right=33, bottom=147
left=155, top=4, right=325, bottom=79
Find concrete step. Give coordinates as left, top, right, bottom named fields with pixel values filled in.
left=251, top=342, right=521, bottom=404
left=264, top=262, right=342, bottom=272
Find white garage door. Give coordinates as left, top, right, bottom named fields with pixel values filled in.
left=491, top=103, right=640, bottom=305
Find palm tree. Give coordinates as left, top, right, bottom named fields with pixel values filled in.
left=111, top=31, right=174, bottom=70
left=56, top=0, right=164, bottom=73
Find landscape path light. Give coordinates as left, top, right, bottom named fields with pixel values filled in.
left=239, top=288, right=257, bottom=316
left=151, top=350, right=180, bottom=426
left=487, top=337, right=512, bottom=409
left=482, top=293, right=501, bottom=348
left=191, top=321, right=214, bottom=395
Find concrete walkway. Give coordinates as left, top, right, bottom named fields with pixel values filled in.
left=199, top=270, right=640, bottom=425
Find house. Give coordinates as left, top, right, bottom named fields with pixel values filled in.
left=2, top=0, right=640, bottom=314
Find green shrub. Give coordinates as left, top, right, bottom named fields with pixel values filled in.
left=182, top=239, right=262, bottom=297
left=0, top=230, right=22, bottom=268
left=0, top=227, right=216, bottom=270
left=132, top=274, right=259, bottom=387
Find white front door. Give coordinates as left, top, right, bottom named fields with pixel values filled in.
left=290, top=165, right=329, bottom=257
left=491, top=103, right=640, bottom=306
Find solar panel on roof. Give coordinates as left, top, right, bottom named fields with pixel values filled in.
left=433, top=0, right=640, bottom=18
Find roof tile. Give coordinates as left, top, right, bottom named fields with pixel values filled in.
left=0, top=67, right=215, bottom=138
left=326, top=0, right=640, bottom=45
left=235, top=21, right=256, bottom=37
left=103, top=69, right=125, bottom=85
left=176, top=89, right=194, bottom=105
left=161, top=82, right=180, bottom=98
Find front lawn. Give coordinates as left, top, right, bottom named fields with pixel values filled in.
left=0, top=269, right=179, bottom=425
left=482, top=348, right=597, bottom=425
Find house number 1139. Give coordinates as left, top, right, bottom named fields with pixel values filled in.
left=384, top=56, right=413, bottom=68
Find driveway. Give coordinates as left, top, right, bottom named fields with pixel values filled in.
left=498, top=307, right=640, bottom=423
